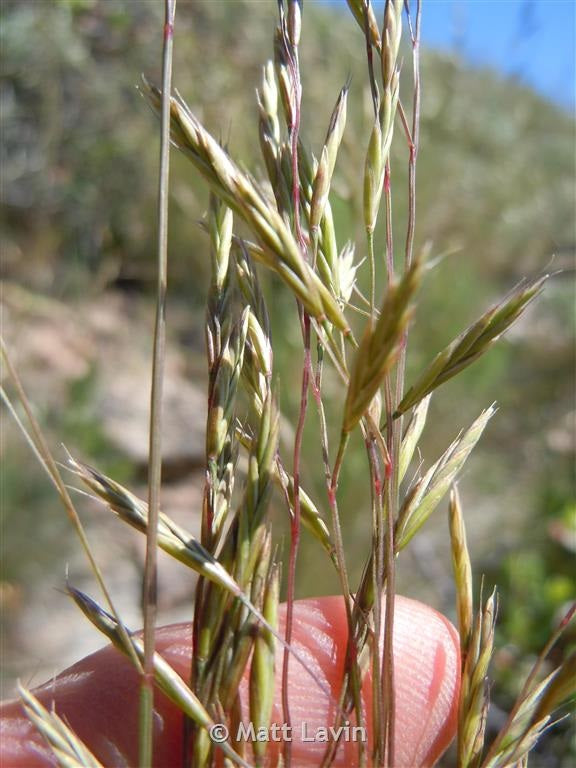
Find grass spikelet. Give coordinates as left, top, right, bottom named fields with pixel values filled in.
left=532, top=650, right=576, bottom=722
left=208, top=194, right=233, bottom=305
left=395, top=405, right=496, bottom=551
left=206, top=307, right=249, bottom=467
left=364, top=117, right=384, bottom=237
left=381, top=0, right=403, bottom=88
left=273, top=25, right=297, bottom=134
left=237, top=423, right=334, bottom=556
left=67, top=587, right=252, bottom=768
left=205, top=196, right=246, bottom=543
left=309, top=84, right=348, bottom=243
left=363, top=0, right=402, bottom=235
left=346, top=0, right=382, bottom=51
left=69, top=588, right=208, bottom=731
left=482, top=603, right=576, bottom=768
left=294, top=141, right=342, bottom=301
left=343, top=258, right=422, bottom=434
left=396, top=275, right=548, bottom=416
left=449, top=485, right=474, bottom=655
left=256, top=61, right=285, bottom=210
left=70, top=458, right=243, bottom=594
left=398, top=393, right=431, bottom=482
left=485, top=715, right=553, bottom=768
left=250, top=563, right=280, bottom=767
left=458, top=589, right=497, bottom=768
left=482, top=672, right=557, bottom=768
left=19, top=685, right=104, bottom=768
left=235, top=243, right=270, bottom=334
left=234, top=244, right=273, bottom=413
left=242, top=309, right=273, bottom=412
left=233, top=393, right=279, bottom=586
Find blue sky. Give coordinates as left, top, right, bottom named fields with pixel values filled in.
left=333, top=1, right=576, bottom=111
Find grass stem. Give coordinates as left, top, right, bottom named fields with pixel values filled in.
left=141, top=1, right=176, bottom=765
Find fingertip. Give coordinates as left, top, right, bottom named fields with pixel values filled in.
left=389, top=597, right=460, bottom=766
left=0, top=597, right=460, bottom=768
left=277, top=596, right=460, bottom=767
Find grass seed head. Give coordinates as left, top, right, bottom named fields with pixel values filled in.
left=310, top=84, right=348, bottom=239
left=449, top=485, right=474, bottom=657
left=396, top=275, right=548, bottom=416
left=459, top=589, right=497, bottom=768
left=343, top=258, right=422, bottom=433
left=346, top=0, right=382, bottom=51
left=250, top=563, right=279, bottom=766
left=19, top=685, right=105, bottom=768
left=395, top=405, right=496, bottom=551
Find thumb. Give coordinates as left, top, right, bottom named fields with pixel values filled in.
left=0, top=595, right=460, bottom=767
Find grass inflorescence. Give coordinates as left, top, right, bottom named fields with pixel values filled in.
left=2, top=1, right=574, bottom=767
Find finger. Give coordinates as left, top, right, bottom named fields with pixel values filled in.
left=272, top=596, right=460, bottom=767
left=0, top=595, right=459, bottom=768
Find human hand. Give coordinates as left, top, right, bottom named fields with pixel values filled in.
left=1, top=595, right=460, bottom=767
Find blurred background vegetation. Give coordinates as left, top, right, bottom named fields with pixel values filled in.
left=1, top=0, right=574, bottom=764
